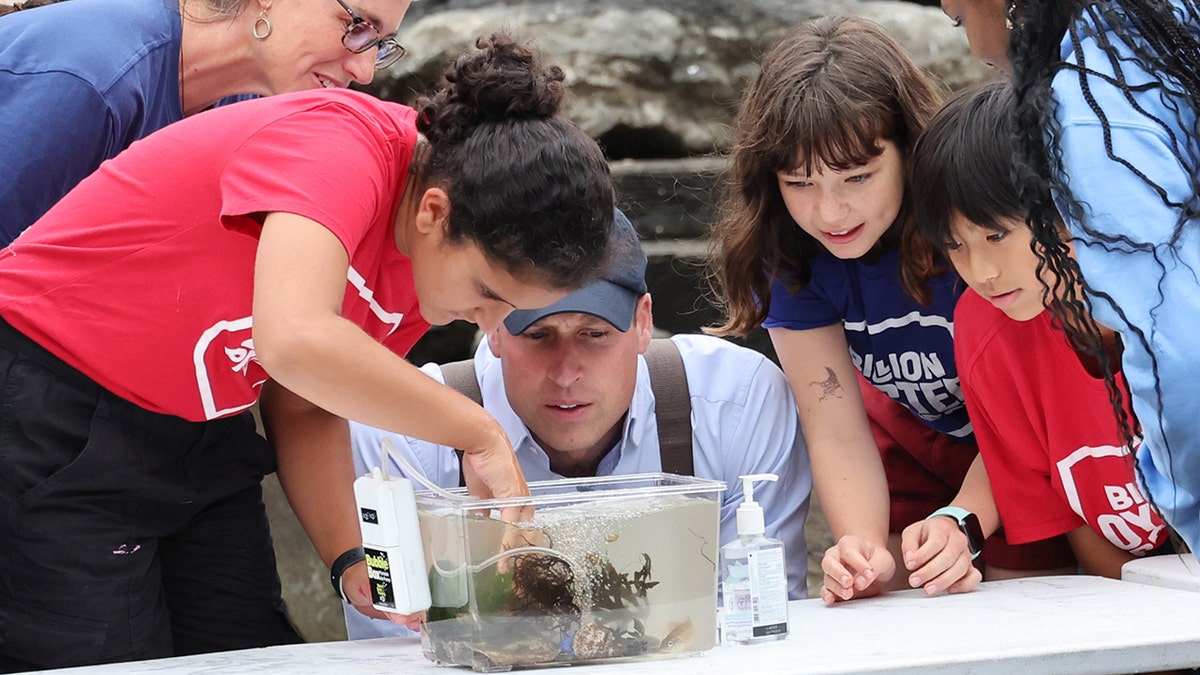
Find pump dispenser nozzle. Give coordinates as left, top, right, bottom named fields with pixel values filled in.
left=736, top=473, right=777, bottom=537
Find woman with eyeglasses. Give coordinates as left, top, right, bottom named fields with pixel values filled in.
left=0, top=0, right=411, bottom=246
left=0, top=33, right=614, bottom=671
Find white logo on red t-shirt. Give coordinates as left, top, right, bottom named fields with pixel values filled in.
left=348, top=266, right=403, bottom=337
left=1057, top=443, right=1166, bottom=554
left=193, top=316, right=267, bottom=420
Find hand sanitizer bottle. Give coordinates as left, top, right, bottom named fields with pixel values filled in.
left=719, top=473, right=789, bottom=644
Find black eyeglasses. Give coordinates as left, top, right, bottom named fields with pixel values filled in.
left=334, top=0, right=407, bottom=70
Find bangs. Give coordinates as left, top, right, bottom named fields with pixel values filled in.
left=771, top=90, right=895, bottom=176
left=911, top=80, right=1025, bottom=248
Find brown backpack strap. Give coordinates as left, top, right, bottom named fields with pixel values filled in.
left=438, top=359, right=480, bottom=488
left=645, top=338, right=694, bottom=476
left=439, top=359, right=482, bottom=406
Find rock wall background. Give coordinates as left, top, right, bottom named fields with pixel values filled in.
left=367, top=0, right=990, bottom=161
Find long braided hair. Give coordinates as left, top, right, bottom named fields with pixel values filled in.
left=1008, top=0, right=1200, bottom=507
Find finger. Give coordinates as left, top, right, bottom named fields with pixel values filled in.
left=383, top=610, right=426, bottom=632
left=822, top=573, right=858, bottom=602
left=907, top=542, right=960, bottom=589
left=945, top=566, right=983, bottom=594
left=495, top=505, right=538, bottom=574
left=822, top=571, right=854, bottom=600
left=900, top=523, right=934, bottom=570
left=499, top=504, right=535, bottom=526
left=907, top=521, right=961, bottom=573
left=462, top=447, right=530, bottom=502
left=820, top=551, right=855, bottom=591
left=907, top=546, right=954, bottom=588
left=820, top=585, right=839, bottom=606
left=836, top=546, right=878, bottom=590
left=919, top=554, right=976, bottom=596
left=825, top=539, right=875, bottom=576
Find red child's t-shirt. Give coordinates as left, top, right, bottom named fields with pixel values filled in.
left=955, top=290, right=1167, bottom=554
left=0, top=89, right=430, bottom=421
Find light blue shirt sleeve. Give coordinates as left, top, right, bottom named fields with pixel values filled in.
left=1053, top=19, right=1200, bottom=556
left=674, top=335, right=812, bottom=600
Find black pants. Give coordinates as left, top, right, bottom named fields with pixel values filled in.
left=0, top=320, right=302, bottom=671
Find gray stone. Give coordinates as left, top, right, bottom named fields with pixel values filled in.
left=367, top=0, right=993, bottom=157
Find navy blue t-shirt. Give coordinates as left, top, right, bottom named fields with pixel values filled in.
left=765, top=249, right=973, bottom=440
left=0, top=0, right=184, bottom=244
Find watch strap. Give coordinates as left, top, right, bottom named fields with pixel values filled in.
left=928, top=505, right=972, bottom=523
left=330, top=546, right=367, bottom=602
left=927, top=506, right=983, bottom=560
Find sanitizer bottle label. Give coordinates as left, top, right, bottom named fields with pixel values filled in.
left=747, top=548, right=787, bottom=637
left=721, top=561, right=752, bottom=638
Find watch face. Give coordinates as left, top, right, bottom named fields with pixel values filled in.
left=962, top=512, right=985, bottom=556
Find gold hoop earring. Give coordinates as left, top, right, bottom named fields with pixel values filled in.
left=253, top=10, right=272, bottom=40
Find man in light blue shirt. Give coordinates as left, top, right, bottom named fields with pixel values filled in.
left=345, top=211, right=811, bottom=639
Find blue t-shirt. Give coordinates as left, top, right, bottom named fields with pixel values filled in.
left=764, top=249, right=972, bottom=440
left=0, top=0, right=183, bottom=244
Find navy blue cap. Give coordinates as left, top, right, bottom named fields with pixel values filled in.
left=503, top=209, right=648, bottom=335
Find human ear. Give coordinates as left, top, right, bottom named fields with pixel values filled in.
left=485, top=327, right=504, bottom=358
left=414, top=187, right=451, bottom=238
left=634, top=294, right=653, bottom=353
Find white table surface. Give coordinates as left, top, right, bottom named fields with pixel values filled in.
left=1122, top=553, right=1200, bottom=593
left=48, top=575, right=1200, bottom=675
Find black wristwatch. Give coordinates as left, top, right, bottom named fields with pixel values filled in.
left=928, top=506, right=985, bottom=560
left=330, top=546, right=367, bottom=602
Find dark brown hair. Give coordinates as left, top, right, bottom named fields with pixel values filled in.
left=415, top=33, right=614, bottom=290
left=707, top=16, right=944, bottom=336
left=910, top=80, right=1027, bottom=250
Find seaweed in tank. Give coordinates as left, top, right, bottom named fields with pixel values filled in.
left=587, top=552, right=659, bottom=610
left=425, top=550, right=580, bottom=669
left=425, top=548, right=680, bottom=668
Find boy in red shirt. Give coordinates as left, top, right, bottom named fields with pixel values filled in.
left=901, top=80, right=1171, bottom=586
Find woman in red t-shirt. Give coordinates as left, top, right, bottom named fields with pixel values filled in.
left=0, top=34, right=614, bottom=670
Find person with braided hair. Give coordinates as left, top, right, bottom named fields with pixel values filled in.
left=0, top=34, right=614, bottom=670
left=942, top=0, right=1200, bottom=559
left=904, top=80, right=1172, bottom=586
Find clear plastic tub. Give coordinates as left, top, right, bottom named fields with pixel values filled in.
left=416, top=472, right=725, bottom=672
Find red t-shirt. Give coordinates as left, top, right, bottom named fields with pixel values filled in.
left=955, top=290, right=1167, bottom=554
left=0, top=89, right=430, bottom=421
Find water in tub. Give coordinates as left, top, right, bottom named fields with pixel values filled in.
left=419, top=493, right=718, bottom=667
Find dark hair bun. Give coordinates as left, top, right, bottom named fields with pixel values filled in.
left=417, top=33, right=566, bottom=146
